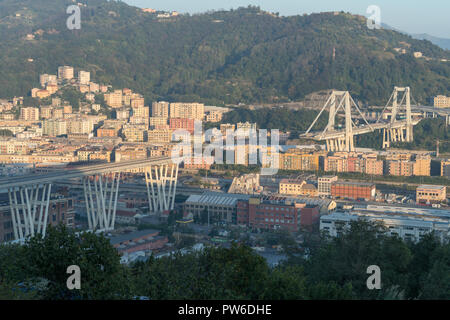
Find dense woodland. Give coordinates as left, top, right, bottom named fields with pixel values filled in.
left=0, top=222, right=448, bottom=300
left=0, top=1, right=449, bottom=106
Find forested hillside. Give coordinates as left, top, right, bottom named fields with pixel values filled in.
left=0, top=0, right=449, bottom=105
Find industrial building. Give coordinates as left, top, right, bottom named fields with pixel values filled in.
left=331, top=181, right=376, bottom=201
left=236, top=197, right=320, bottom=232
left=320, top=203, right=450, bottom=242
left=183, top=192, right=251, bottom=223
left=416, top=185, right=447, bottom=204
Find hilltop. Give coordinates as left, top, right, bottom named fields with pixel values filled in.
left=0, top=0, right=449, bottom=105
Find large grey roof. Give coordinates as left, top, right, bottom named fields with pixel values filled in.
left=185, top=192, right=251, bottom=206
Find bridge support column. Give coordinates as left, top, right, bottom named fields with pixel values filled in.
left=393, top=128, right=399, bottom=142
left=7, top=183, right=52, bottom=241
left=145, top=163, right=179, bottom=214
left=328, top=139, right=334, bottom=152
left=399, top=128, right=405, bottom=142
left=338, top=138, right=344, bottom=152
left=382, top=128, right=390, bottom=148
left=83, top=173, right=120, bottom=232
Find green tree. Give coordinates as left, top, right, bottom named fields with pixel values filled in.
left=301, top=220, right=412, bottom=299
left=132, top=244, right=270, bottom=299
left=419, top=243, right=450, bottom=299
left=23, top=225, right=133, bottom=300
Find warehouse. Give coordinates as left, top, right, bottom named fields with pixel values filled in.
left=331, top=181, right=376, bottom=201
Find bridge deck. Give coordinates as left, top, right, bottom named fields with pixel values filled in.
left=0, top=157, right=178, bottom=189
left=304, top=119, right=420, bottom=141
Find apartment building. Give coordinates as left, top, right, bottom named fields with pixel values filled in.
left=324, top=154, right=347, bottom=172
left=205, top=110, right=223, bottom=122
left=20, top=107, right=39, bottom=121
left=233, top=144, right=262, bottom=166
left=0, top=139, right=29, bottom=155
left=413, top=155, right=431, bottom=176
left=184, top=156, right=215, bottom=170
left=433, top=95, right=450, bottom=108
left=63, top=105, right=73, bottom=114
left=39, top=74, right=57, bottom=87
left=365, top=157, right=384, bottom=175
left=131, top=97, right=145, bottom=109
left=52, top=108, right=64, bottom=119
left=81, top=87, right=90, bottom=97
left=122, top=124, right=148, bottom=142
left=0, top=113, right=15, bottom=120
left=169, top=102, right=204, bottom=120
left=35, top=89, right=51, bottom=99
left=279, top=149, right=320, bottom=171
left=131, top=105, right=149, bottom=118
left=104, top=90, right=123, bottom=108
left=387, top=155, right=430, bottom=177
left=67, top=118, right=96, bottom=135
left=318, top=175, right=338, bottom=196
left=386, top=153, right=411, bottom=161
left=77, top=147, right=112, bottom=163
left=152, top=101, right=170, bottom=118
left=89, top=82, right=100, bottom=93
left=149, top=117, right=169, bottom=129
left=236, top=122, right=257, bottom=136
left=58, top=66, right=74, bottom=81
left=39, top=106, right=52, bottom=119
left=97, top=127, right=118, bottom=138
left=147, top=128, right=171, bottom=143
left=115, top=108, right=130, bottom=120
left=220, top=124, right=235, bottom=136
left=388, top=160, right=414, bottom=176
left=441, top=160, right=450, bottom=178
left=46, top=84, right=58, bottom=95
left=114, top=146, right=148, bottom=162
left=78, top=71, right=90, bottom=85
left=279, top=179, right=318, bottom=197
left=42, top=119, right=67, bottom=136
left=169, top=118, right=195, bottom=134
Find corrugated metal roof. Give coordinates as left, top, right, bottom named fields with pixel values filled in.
left=185, top=192, right=251, bottom=206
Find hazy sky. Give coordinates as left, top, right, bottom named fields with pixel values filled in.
left=124, top=0, right=450, bottom=38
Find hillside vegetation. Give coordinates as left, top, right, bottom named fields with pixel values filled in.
left=0, top=1, right=449, bottom=106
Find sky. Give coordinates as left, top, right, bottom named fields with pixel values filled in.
left=124, top=0, right=450, bottom=38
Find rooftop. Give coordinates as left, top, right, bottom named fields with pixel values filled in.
left=185, top=192, right=251, bottom=206
left=108, top=229, right=160, bottom=246
left=417, top=185, right=446, bottom=190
